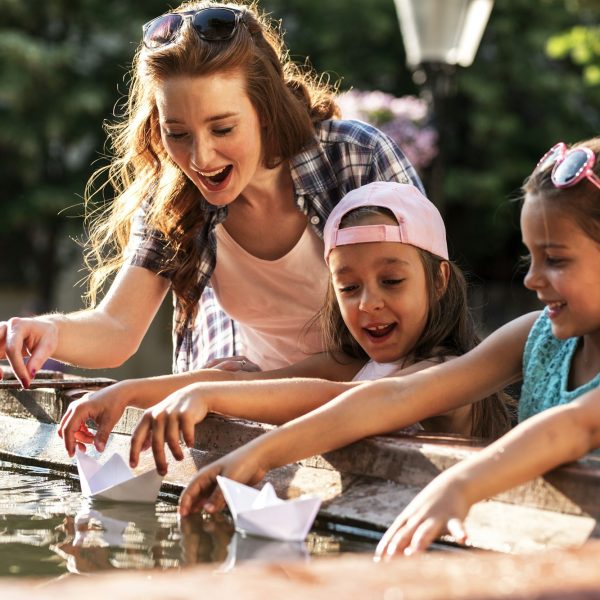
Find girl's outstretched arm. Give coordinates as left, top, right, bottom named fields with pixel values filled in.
left=375, top=385, right=600, bottom=560
left=179, top=312, right=538, bottom=516
left=58, top=353, right=364, bottom=454
left=129, top=377, right=363, bottom=475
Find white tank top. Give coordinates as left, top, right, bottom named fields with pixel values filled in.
left=210, top=223, right=329, bottom=370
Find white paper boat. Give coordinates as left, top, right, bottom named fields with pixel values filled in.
left=216, top=476, right=321, bottom=542
left=75, top=449, right=164, bottom=503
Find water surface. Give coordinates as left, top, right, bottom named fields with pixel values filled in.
left=0, top=461, right=376, bottom=577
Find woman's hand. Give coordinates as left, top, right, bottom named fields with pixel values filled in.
left=0, top=317, right=59, bottom=387
left=129, top=384, right=213, bottom=475
left=203, top=355, right=261, bottom=373
left=178, top=445, right=268, bottom=517
left=58, top=381, right=133, bottom=455
left=374, top=474, right=471, bottom=560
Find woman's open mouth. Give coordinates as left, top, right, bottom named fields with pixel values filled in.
left=198, top=165, right=233, bottom=191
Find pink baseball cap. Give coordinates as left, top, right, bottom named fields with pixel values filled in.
left=323, top=182, right=449, bottom=264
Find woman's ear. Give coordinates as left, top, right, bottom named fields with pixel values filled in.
left=435, top=260, right=451, bottom=298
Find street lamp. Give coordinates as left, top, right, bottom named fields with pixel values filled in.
left=393, top=0, right=494, bottom=68
left=392, top=0, right=494, bottom=211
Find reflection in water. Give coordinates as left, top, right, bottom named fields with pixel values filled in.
left=220, top=533, right=309, bottom=572
left=0, top=462, right=376, bottom=577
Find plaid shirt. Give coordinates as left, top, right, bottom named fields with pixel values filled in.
left=128, top=119, right=424, bottom=373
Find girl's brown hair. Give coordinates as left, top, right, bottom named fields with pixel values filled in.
left=319, top=207, right=513, bottom=440
left=523, top=137, right=600, bottom=244
left=83, top=1, right=340, bottom=330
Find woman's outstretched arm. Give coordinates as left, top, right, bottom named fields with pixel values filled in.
left=1, top=265, right=169, bottom=386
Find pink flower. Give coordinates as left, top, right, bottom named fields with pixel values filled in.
left=337, top=90, right=438, bottom=172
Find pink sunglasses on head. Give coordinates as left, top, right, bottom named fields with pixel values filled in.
left=536, top=142, right=600, bottom=190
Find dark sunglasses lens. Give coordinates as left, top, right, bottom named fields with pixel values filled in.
left=144, top=14, right=184, bottom=48
left=553, top=149, right=587, bottom=186
left=192, top=8, right=238, bottom=40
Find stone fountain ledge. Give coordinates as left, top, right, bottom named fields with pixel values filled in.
left=1, top=384, right=600, bottom=554
left=2, top=541, right=600, bottom=599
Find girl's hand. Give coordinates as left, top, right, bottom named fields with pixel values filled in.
left=129, top=384, right=211, bottom=475
left=374, top=475, right=471, bottom=560
left=203, top=355, right=262, bottom=373
left=58, top=382, right=132, bottom=455
left=178, top=446, right=267, bottom=517
left=0, top=317, right=58, bottom=388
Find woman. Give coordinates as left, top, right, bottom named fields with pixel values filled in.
left=0, top=2, right=423, bottom=386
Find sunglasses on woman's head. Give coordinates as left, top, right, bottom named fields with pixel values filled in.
left=143, top=7, right=244, bottom=50
left=536, top=142, right=600, bottom=191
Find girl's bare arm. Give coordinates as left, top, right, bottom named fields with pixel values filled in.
left=59, top=349, right=364, bottom=456
left=179, top=312, right=539, bottom=515
left=375, top=384, right=600, bottom=558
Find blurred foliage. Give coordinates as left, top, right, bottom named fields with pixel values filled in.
left=1, top=0, right=599, bottom=309
left=0, top=0, right=167, bottom=307
left=547, top=26, right=600, bottom=85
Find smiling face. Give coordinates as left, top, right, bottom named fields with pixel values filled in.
left=328, top=213, right=432, bottom=364
left=155, top=69, right=264, bottom=206
left=522, top=194, right=600, bottom=342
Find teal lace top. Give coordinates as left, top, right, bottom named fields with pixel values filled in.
left=519, top=310, right=600, bottom=422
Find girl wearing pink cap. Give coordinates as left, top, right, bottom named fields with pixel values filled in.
left=67, top=181, right=510, bottom=486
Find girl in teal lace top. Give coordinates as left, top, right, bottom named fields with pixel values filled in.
left=371, top=136, right=600, bottom=558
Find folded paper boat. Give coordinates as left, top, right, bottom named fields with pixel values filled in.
left=75, top=449, right=164, bottom=503
left=217, top=475, right=321, bottom=542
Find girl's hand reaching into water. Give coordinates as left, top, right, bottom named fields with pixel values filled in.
left=129, top=384, right=213, bottom=475
left=374, top=473, right=471, bottom=560
left=58, top=382, right=133, bottom=455
left=178, top=444, right=268, bottom=517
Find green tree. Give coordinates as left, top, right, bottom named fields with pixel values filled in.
left=0, top=0, right=166, bottom=310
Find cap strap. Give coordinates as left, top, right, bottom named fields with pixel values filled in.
left=333, top=225, right=403, bottom=247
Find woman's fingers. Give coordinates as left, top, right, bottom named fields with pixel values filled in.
left=375, top=512, right=468, bottom=561
left=4, top=318, right=57, bottom=387
left=149, top=414, right=168, bottom=475
left=59, top=403, right=88, bottom=456
left=4, top=320, right=33, bottom=387
left=375, top=516, right=416, bottom=561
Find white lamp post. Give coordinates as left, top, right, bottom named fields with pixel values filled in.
left=392, top=0, right=495, bottom=211
left=393, top=0, right=494, bottom=68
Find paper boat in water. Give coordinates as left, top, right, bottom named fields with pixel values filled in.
left=217, top=475, right=321, bottom=542
left=75, top=449, right=164, bottom=503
